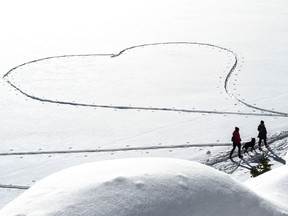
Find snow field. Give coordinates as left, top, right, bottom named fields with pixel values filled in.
left=1, top=42, right=288, bottom=209
left=1, top=0, right=288, bottom=213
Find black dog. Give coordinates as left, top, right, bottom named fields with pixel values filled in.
left=242, top=138, right=256, bottom=153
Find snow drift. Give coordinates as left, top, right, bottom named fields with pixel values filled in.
left=0, top=158, right=287, bottom=216
left=245, top=164, right=288, bottom=211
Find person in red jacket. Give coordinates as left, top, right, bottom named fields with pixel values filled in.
left=229, top=127, right=243, bottom=159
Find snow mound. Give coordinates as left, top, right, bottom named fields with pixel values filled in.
left=0, top=158, right=286, bottom=216
left=245, top=165, right=288, bottom=211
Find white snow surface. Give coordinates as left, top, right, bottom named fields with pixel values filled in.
left=1, top=0, right=288, bottom=215
left=1, top=158, right=287, bottom=216
left=245, top=165, right=288, bottom=211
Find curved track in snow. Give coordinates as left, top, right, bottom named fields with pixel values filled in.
left=3, top=42, right=287, bottom=117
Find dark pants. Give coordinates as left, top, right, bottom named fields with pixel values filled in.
left=230, top=142, right=242, bottom=158
left=258, top=137, right=267, bottom=148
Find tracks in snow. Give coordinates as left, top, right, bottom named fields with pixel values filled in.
left=0, top=143, right=231, bottom=156
left=3, top=42, right=288, bottom=117
left=1, top=134, right=287, bottom=190
left=0, top=184, right=29, bottom=190
left=205, top=131, right=288, bottom=175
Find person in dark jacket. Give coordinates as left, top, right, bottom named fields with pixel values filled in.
left=257, top=120, right=267, bottom=150
left=230, top=127, right=243, bottom=159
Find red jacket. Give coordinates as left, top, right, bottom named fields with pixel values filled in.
left=232, top=130, right=241, bottom=143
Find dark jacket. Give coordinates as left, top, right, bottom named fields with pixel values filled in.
left=258, top=124, right=267, bottom=139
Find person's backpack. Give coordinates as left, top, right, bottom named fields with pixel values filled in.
left=231, top=136, right=234, bottom=142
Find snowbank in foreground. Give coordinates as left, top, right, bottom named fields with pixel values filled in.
left=0, top=158, right=287, bottom=216
left=245, top=164, right=288, bottom=211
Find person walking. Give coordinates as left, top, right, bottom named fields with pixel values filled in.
left=257, top=120, right=267, bottom=150
left=230, top=127, right=243, bottom=159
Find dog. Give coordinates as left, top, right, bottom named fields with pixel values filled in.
left=242, top=138, right=256, bottom=153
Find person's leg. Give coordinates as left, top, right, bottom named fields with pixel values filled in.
left=237, top=143, right=242, bottom=158
left=264, top=138, right=268, bottom=147
left=230, top=143, right=236, bottom=158
left=258, top=138, right=263, bottom=150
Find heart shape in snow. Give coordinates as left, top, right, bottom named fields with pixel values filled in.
left=5, top=42, right=245, bottom=114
